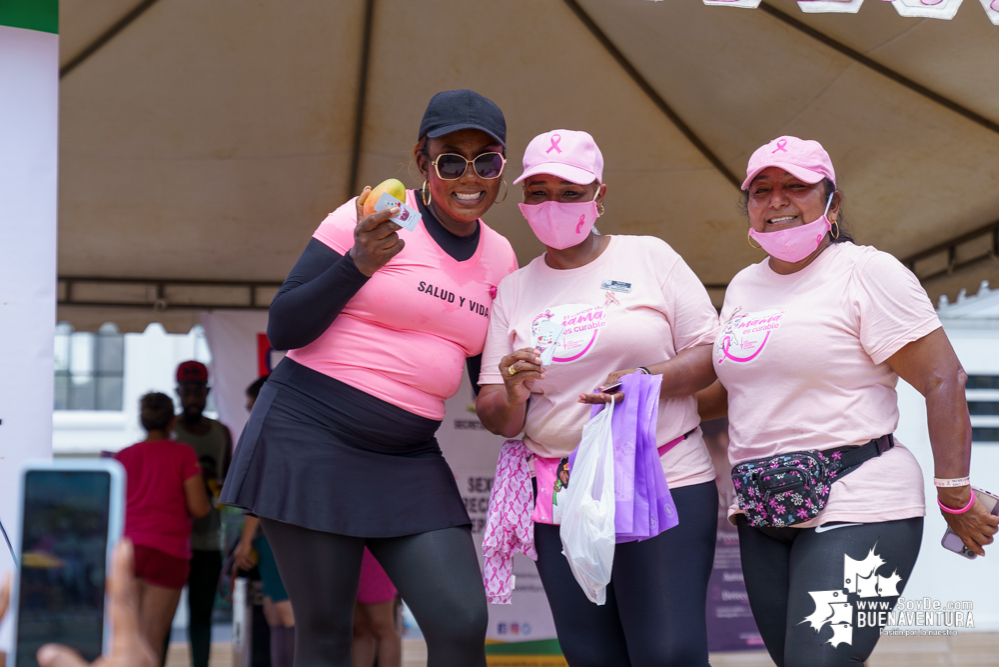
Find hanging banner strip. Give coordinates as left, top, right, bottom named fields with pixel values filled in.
left=980, top=0, right=999, bottom=23
left=892, top=0, right=964, bottom=18
left=797, top=0, right=865, bottom=14
left=701, top=0, right=764, bottom=9
left=646, top=0, right=999, bottom=19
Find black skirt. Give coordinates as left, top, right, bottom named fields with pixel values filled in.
left=219, top=358, right=470, bottom=538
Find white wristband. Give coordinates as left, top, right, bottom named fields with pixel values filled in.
left=933, top=476, right=970, bottom=488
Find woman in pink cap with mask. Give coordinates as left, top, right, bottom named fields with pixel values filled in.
left=477, top=130, right=721, bottom=666
left=597, top=135, right=996, bottom=666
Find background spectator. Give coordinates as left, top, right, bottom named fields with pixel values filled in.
left=173, top=361, right=233, bottom=667
left=114, top=393, right=210, bottom=665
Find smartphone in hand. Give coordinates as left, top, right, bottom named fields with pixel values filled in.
left=10, top=458, right=125, bottom=667
left=941, top=486, right=998, bottom=559
left=601, top=381, right=623, bottom=394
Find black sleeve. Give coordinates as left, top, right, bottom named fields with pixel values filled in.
left=267, top=238, right=370, bottom=351
left=465, top=354, right=483, bottom=397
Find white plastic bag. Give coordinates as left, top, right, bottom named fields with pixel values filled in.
left=559, top=398, right=616, bottom=605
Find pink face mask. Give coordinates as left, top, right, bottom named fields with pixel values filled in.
left=749, top=193, right=834, bottom=263
left=518, top=192, right=601, bottom=250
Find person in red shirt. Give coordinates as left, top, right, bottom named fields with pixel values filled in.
left=114, top=393, right=210, bottom=665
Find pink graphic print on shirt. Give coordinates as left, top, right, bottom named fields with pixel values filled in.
left=715, top=308, right=786, bottom=365
left=532, top=303, right=610, bottom=364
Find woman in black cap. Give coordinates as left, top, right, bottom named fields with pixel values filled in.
left=220, top=89, right=518, bottom=667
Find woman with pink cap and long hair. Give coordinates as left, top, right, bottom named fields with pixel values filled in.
left=477, top=130, right=721, bottom=666
left=597, top=136, right=996, bottom=666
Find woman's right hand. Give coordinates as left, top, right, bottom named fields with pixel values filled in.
left=350, top=187, right=406, bottom=277
left=500, top=348, right=545, bottom=405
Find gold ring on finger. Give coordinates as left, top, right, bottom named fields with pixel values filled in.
left=508, top=365, right=517, bottom=376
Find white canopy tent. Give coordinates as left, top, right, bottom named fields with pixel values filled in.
left=56, top=0, right=999, bottom=331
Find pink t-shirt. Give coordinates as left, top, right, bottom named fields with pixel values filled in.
left=287, top=190, right=518, bottom=420
left=715, top=242, right=941, bottom=526
left=115, top=440, right=203, bottom=560
left=480, top=235, right=718, bottom=489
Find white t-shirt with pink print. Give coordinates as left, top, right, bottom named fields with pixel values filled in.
left=479, top=235, right=719, bottom=490
left=715, top=242, right=942, bottom=527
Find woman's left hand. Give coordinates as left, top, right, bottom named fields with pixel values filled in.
left=939, top=490, right=999, bottom=557
left=578, top=369, right=634, bottom=404
left=234, top=537, right=257, bottom=572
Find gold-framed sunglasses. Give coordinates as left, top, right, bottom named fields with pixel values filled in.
left=431, top=152, right=507, bottom=180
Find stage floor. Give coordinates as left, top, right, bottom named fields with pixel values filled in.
left=164, top=632, right=998, bottom=667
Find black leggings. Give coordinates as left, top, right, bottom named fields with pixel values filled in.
left=737, top=516, right=924, bottom=667
left=260, top=518, right=488, bottom=667
left=534, top=480, right=718, bottom=667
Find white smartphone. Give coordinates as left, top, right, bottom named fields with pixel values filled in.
left=941, top=486, right=999, bottom=560
left=10, top=458, right=125, bottom=667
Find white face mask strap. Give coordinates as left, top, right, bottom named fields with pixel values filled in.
left=823, top=191, right=834, bottom=218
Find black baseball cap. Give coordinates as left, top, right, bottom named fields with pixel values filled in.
left=418, top=89, right=506, bottom=148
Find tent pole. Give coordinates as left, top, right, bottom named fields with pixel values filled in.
left=347, top=0, right=377, bottom=200
left=560, top=0, right=741, bottom=190
left=758, top=2, right=999, bottom=138
left=60, top=0, right=163, bottom=79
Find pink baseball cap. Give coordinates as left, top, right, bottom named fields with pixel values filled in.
left=741, top=136, right=836, bottom=191
left=513, top=129, right=604, bottom=185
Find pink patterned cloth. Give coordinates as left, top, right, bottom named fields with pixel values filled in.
left=482, top=440, right=537, bottom=604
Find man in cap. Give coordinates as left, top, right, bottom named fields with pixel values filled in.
left=173, top=361, right=232, bottom=667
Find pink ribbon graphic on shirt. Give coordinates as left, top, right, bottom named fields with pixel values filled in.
left=772, top=139, right=788, bottom=154
left=990, top=0, right=998, bottom=9
left=719, top=332, right=771, bottom=363
left=546, top=134, right=562, bottom=154
left=576, top=214, right=586, bottom=234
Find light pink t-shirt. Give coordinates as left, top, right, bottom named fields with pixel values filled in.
left=287, top=190, right=518, bottom=420
left=715, top=242, right=941, bottom=526
left=480, top=235, right=718, bottom=489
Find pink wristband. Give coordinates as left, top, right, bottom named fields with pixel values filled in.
left=937, top=489, right=976, bottom=514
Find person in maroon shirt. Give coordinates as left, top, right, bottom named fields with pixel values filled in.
left=115, top=393, right=210, bottom=665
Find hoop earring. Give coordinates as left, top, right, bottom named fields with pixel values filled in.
left=494, top=179, right=508, bottom=205
left=597, top=203, right=606, bottom=217
left=747, top=230, right=762, bottom=249
left=830, top=219, right=840, bottom=240
left=421, top=180, right=432, bottom=207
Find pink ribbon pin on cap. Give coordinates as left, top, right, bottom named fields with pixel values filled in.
left=741, top=135, right=836, bottom=191
left=514, top=129, right=604, bottom=185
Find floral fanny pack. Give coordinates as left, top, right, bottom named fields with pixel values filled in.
left=732, top=434, right=894, bottom=528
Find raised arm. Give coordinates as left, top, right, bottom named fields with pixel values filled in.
left=476, top=348, right=544, bottom=438
left=267, top=188, right=404, bottom=351
left=886, top=328, right=998, bottom=556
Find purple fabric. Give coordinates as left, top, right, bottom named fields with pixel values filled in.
left=612, top=380, right=638, bottom=535
left=568, top=373, right=680, bottom=543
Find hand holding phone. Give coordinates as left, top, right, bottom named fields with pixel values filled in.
left=10, top=459, right=125, bottom=667
left=32, top=541, right=157, bottom=667
left=941, top=486, right=999, bottom=559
